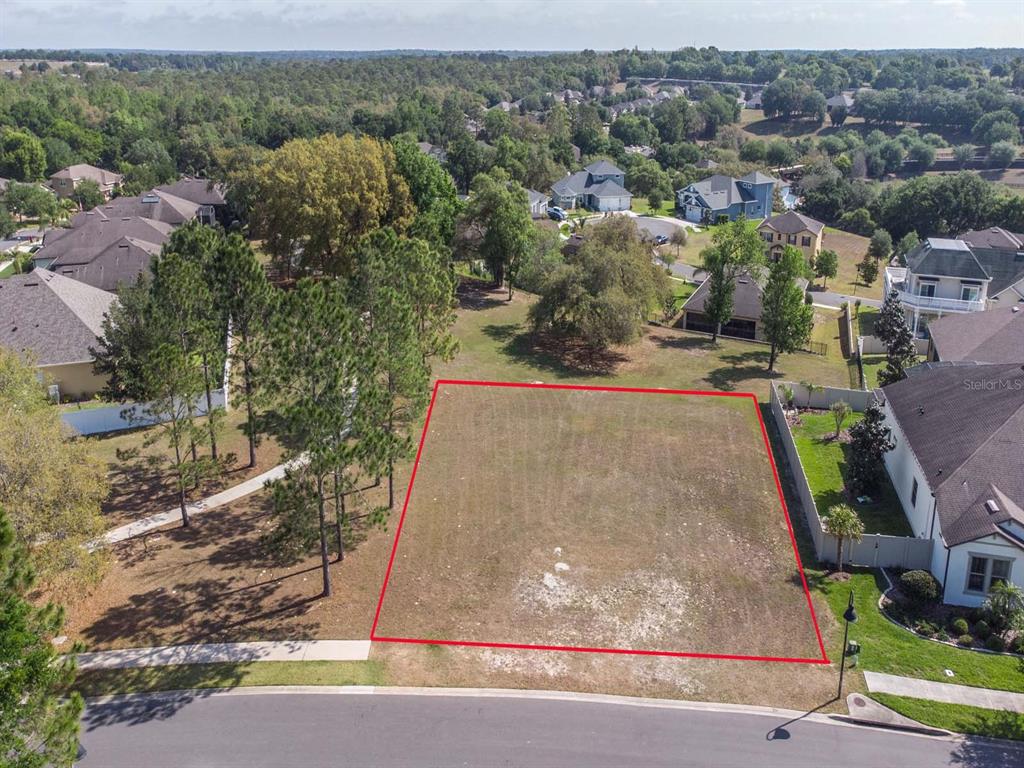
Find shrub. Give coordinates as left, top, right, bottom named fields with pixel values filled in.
left=1014, top=636, right=1024, bottom=655
left=935, top=630, right=950, bottom=643
left=913, top=619, right=939, bottom=636
left=957, top=634, right=974, bottom=647
left=900, top=570, right=940, bottom=605
left=973, top=620, right=991, bottom=640
left=985, top=635, right=1006, bottom=653
left=951, top=617, right=970, bottom=635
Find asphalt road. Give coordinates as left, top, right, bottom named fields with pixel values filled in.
left=78, top=689, right=1022, bottom=768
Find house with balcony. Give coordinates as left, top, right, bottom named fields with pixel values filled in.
left=883, top=236, right=1024, bottom=337
left=878, top=364, right=1024, bottom=607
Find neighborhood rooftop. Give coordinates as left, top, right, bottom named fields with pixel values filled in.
left=881, top=363, right=1024, bottom=547
left=928, top=306, right=1024, bottom=364
left=0, top=268, right=115, bottom=366
left=759, top=210, right=825, bottom=236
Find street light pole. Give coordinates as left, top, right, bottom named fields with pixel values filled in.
left=837, top=589, right=858, bottom=700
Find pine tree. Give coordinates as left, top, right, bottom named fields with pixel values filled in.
left=875, top=289, right=917, bottom=386
left=266, top=279, right=387, bottom=597
left=215, top=234, right=272, bottom=468
left=0, top=509, right=83, bottom=768
left=874, top=289, right=907, bottom=350
left=847, top=400, right=895, bottom=496
left=761, top=246, right=814, bottom=371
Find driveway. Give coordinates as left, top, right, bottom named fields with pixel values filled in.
left=78, top=688, right=1020, bottom=768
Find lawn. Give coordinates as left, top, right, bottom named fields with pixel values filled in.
left=813, top=569, right=1024, bottom=694
left=661, top=227, right=713, bottom=268
left=84, top=407, right=286, bottom=527
left=738, top=109, right=867, bottom=141
left=373, top=382, right=825, bottom=661
left=870, top=694, right=1024, bottom=741
left=810, top=228, right=878, bottom=299
left=856, top=306, right=879, bottom=337
left=860, top=354, right=925, bottom=389
left=667, top=277, right=698, bottom=314
left=790, top=410, right=911, bottom=536
left=74, top=660, right=386, bottom=698
left=631, top=199, right=676, bottom=217
left=443, top=281, right=850, bottom=400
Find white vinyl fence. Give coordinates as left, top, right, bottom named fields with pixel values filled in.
left=858, top=335, right=930, bottom=356
left=770, top=382, right=933, bottom=570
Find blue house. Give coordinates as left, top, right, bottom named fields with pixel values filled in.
left=676, top=172, right=777, bottom=224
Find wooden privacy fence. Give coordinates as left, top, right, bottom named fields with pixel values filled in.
left=770, top=382, right=933, bottom=571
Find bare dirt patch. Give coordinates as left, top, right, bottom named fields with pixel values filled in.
left=373, top=382, right=825, bottom=661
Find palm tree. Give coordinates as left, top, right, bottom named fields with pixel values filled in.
left=824, top=504, right=864, bottom=573
left=830, top=400, right=852, bottom=439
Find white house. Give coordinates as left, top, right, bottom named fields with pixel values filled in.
left=879, top=363, right=1024, bottom=607
left=549, top=161, right=632, bottom=212
left=884, top=234, right=1024, bottom=338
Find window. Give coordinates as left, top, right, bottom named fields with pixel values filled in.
left=966, top=555, right=1014, bottom=594
left=960, top=284, right=981, bottom=302
left=787, top=234, right=797, bottom=244
left=910, top=478, right=918, bottom=507
left=802, top=236, right=812, bottom=247
left=917, top=282, right=936, bottom=298
left=763, top=232, right=773, bottom=243
left=777, top=234, right=783, bottom=241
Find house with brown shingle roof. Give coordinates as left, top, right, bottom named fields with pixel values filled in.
left=757, top=211, right=825, bottom=262
left=0, top=268, right=115, bottom=398
left=879, top=363, right=1024, bottom=606
left=48, top=164, right=123, bottom=200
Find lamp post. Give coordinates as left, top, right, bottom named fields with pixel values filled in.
left=837, top=589, right=858, bottom=700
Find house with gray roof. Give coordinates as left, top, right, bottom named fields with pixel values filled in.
left=0, top=268, right=115, bottom=398
left=884, top=236, right=1024, bottom=337
left=156, top=177, right=228, bottom=225
left=526, top=189, right=548, bottom=219
left=676, top=171, right=776, bottom=224
left=71, top=189, right=200, bottom=228
left=927, top=306, right=1024, bottom=364
left=549, top=161, right=632, bottom=212
left=879, top=363, right=1024, bottom=606
left=33, top=216, right=173, bottom=291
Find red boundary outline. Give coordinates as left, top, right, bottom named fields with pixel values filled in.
left=370, top=379, right=830, bottom=665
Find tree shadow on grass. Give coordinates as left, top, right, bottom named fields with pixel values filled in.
left=951, top=714, right=1024, bottom=765
left=481, top=323, right=628, bottom=377
left=705, top=348, right=775, bottom=392
left=457, top=278, right=506, bottom=311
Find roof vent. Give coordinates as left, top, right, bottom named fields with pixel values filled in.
left=141, top=193, right=159, bottom=204
left=985, top=499, right=1000, bottom=515
left=1013, top=307, right=1021, bottom=313
left=918, top=406, right=925, bottom=415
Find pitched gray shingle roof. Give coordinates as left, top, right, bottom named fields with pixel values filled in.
left=584, top=159, right=624, bottom=176
left=71, top=189, right=199, bottom=228
left=882, top=363, right=1024, bottom=547
left=587, top=178, right=631, bottom=198
left=0, top=268, right=115, bottom=365
left=156, top=177, right=227, bottom=207
left=959, top=227, right=1024, bottom=251
left=906, top=238, right=989, bottom=281
left=684, top=271, right=764, bottom=320
left=928, top=307, right=1024, bottom=364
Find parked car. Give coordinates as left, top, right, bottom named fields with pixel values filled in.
left=654, top=234, right=669, bottom=245
left=548, top=206, right=567, bottom=221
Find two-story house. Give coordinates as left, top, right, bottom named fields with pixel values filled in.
left=757, top=211, right=824, bottom=262
left=49, top=164, right=123, bottom=201
left=883, top=236, right=1024, bottom=337
left=675, top=172, right=776, bottom=224
left=549, top=160, right=632, bottom=212
left=879, top=364, right=1024, bottom=607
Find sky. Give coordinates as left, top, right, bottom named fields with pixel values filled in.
left=1, top=0, right=1022, bottom=53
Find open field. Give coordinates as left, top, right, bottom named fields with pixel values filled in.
left=738, top=109, right=866, bottom=141
left=373, top=382, right=825, bottom=661
left=807, top=228, right=877, bottom=299
left=790, top=410, right=910, bottom=536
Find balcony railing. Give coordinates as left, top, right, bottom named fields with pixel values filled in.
left=883, top=268, right=986, bottom=313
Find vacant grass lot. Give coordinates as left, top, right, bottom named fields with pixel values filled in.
left=790, top=411, right=910, bottom=536
left=813, top=228, right=878, bottom=300
left=374, top=383, right=824, bottom=661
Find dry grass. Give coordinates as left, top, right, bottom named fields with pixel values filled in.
left=84, top=408, right=286, bottom=528
left=373, top=383, right=824, bottom=661
left=62, top=487, right=398, bottom=651
left=806, top=228, right=880, bottom=300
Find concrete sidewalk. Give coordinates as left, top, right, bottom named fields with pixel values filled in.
left=864, top=670, right=1024, bottom=713
left=99, top=456, right=307, bottom=546
left=77, top=639, right=372, bottom=670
